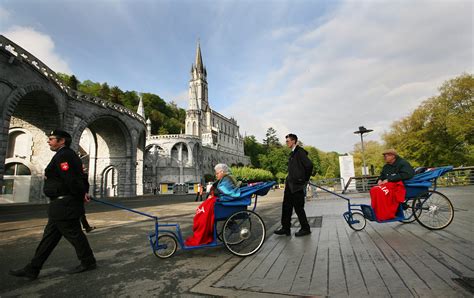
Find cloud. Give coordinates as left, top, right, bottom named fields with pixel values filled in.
left=0, top=6, right=10, bottom=20
left=2, top=26, right=72, bottom=74
left=223, top=0, right=473, bottom=153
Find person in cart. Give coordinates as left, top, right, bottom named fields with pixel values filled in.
left=185, top=163, right=241, bottom=246
left=370, top=149, right=415, bottom=220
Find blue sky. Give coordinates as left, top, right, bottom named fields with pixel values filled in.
left=1, top=0, right=472, bottom=153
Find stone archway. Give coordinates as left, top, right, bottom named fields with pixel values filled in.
left=78, top=115, right=131, bottom=197
left=1, top=87, right=63, bottom=202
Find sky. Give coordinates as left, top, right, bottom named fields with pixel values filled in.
left=1, top=0, right=472, bottom=153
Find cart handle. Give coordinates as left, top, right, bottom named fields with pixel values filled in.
left=90, top=197, right=158, bottom=220
left=308, top=182, right=350, bottom=202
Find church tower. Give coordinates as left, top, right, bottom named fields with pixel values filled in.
left=185, top=41, right=209, bottom=136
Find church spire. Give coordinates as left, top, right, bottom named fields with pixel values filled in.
left=137, top=94, right=145, bottom=118
left=195, top=40, right=204, bottom=74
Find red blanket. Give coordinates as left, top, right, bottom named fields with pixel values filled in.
left=370, top=181, right=406, bottom=221
left=185, top=196, right=217, bottom=247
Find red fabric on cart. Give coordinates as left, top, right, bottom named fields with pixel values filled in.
left=370, top=181, right=406, bottom=221
left=185, top=196, right=217, bottom=247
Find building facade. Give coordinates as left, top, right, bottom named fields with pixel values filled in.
left=143, top=42, right=250, bottom=193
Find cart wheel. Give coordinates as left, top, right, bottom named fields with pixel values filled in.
left=348, top=212, right=366, bottom=231
left=223, top=210, right=265, bottom=257
left=412, top=190, right=454, bottom=230
left=152, top=235, right=177, bottom=258
left=400, top=201, right=418, bottom=223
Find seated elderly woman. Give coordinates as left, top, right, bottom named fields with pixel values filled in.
left=185, top=163, right=241, bottom=246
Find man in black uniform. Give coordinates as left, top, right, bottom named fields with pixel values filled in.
left=9, top=130, right=96, bottom=280
left=274, top=133, right=313, bottom=237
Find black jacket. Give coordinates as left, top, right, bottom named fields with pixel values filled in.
left=378, top=156, right=415, bottom=182
left=285, top=146, right=313, bottom=193
left=44, top=146, right=89, bottom=220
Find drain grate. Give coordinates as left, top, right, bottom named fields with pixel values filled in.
left=291, top=216, right=322, bottom=228
left=453, top=277, right=474, bottom=294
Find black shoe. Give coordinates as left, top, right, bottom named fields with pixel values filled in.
left=274, top=228, right=291, bottom=236
left=68, top=263, right=97, bottom=274
left=9, top=268, right=38, bottom=280
left=85, top=226, right=96, bottom=233
left=295, top=229, right=311, bottom=237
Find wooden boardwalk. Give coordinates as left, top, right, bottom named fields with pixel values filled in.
left=214, top=186, right=474, bottom=297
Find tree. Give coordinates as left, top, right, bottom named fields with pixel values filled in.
left=351, top=140, right=385, bottom=176
left=78, top=80, right=101, bottom=97
left=263, top=127, right=281, bottom=148
left=383, top=73, right=474, bottom=166
left=244, top=135, right=265, bottom=167
left=304, top=146, right=322, bottom=176
left=110, top=86, right=123, bottom=104
left=122, top=91, right=140, bottom=111
left=259, top=146, right=291, bottom=175
left=99, top=83, right=110, bottom=100
left=68, top=75, right=79, bottom=90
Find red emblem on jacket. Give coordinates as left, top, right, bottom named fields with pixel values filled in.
left=60, top=162, right=69, bottom=171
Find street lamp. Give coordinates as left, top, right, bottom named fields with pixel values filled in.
left=354, top=126, right=373, bottom=176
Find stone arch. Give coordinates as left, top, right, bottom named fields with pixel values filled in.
left=192, top=121, right=197, bottom=135
left=75, top=114, right=133, bottom=197
left=101, top=165, right=118, bottom=197
left=170, top=142, right=190, bottom=167
left=1, top=84, right=65, bottom=202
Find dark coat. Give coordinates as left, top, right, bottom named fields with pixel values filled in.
left=43, top=146, right=89, bottom=220
left=285, top=145, right=313, bottom=193
left=378, top=156, right=415, bottom=182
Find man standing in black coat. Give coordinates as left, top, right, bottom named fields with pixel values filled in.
left=274, top=133, right=313, bottom=237
left=9, top=130, right=96, bottom=280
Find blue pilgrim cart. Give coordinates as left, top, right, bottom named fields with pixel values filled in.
left=310, top=166, right=454, bottom=231
left=92, top=181, right=276, bottom=258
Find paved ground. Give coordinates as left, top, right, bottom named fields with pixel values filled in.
left=0, top=187, right=473, bottom=297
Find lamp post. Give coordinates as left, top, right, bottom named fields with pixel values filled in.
left=354, top=126, right=373, bottom=176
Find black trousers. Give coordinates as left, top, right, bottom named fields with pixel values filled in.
left=80, top=214, right=91, bottom=230
left=28, top=218, right=96, bottom=272
left=281, top=188, right=310, bottom=231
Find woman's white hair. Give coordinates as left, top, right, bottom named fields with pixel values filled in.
left=214, top=163, right=230, bottom=174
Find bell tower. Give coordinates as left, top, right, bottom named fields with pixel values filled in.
left=186, top=41, right=209, bottom=136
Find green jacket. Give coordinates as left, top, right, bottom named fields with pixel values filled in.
left=378, top=156, right=415, bottom=182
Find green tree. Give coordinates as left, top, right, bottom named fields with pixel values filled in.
left=263, top=127, right=281, bottom=148
left=68, top=75, right=79, bottom=90
left=351, top=140, right=385, bottom=176
left=383, top=73, right=474, bottom=166
left=259, top=146, right=291, bottom=175
left=122, top=91, right=140, bottom=111
left=110, top=86, right=123, bottom=104
left=244, top=135, right=265, bottom=167
left=304, top=146, right=322, bottom=176
left=78, top=80, right=101, bottom=97
left=99, top=83, right=110, bottom=100
left=158, top=126, right=169, bottom=135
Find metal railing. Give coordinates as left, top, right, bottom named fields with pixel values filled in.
left=340, top=166, right=474, bottom=193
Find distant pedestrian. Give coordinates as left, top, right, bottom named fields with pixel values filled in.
left=9, top=130, right=96, bottom=280
left=195, top=183, right=204, bottom=202
left=274, top=133, right=313, bottom=237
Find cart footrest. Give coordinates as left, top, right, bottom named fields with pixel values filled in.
left=361, top=204, right=376, bottom=221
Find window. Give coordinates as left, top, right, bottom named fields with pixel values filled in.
left=4, top=163, right=31, bottom=176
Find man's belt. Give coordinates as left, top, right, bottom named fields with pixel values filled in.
left=50, top=195, right=73, bottom=201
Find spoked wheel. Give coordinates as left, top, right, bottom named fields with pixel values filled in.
left=152, top=234, right=178, bottom=258
left=347, top=211, right=366, bottom=231
left=412, top=190, right=454, bottom=230
left=223, top=210, right=265, bottom=257
left=401, top=200, right=419, bottom=223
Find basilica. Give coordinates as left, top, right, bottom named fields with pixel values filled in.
left=141, top=42, right=250, bottom=194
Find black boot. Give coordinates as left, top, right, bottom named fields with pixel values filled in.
left=9, top=268, right=39, bottom=280
left=274, top=228, right=291, bottom=236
